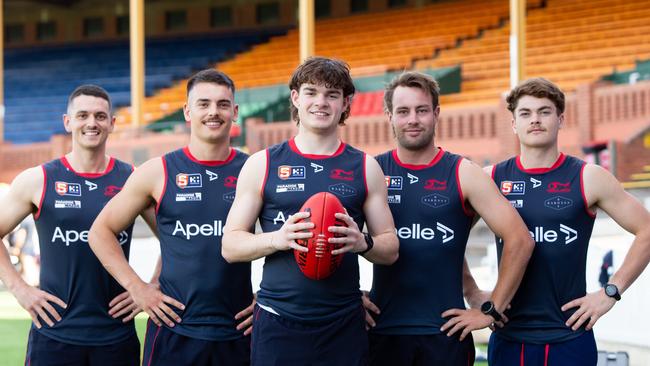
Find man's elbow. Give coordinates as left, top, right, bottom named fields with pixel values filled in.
left=221, top=234, right=241, bottom=263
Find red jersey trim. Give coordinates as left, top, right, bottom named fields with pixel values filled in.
left=456, top=158, right=474, bottom=217
left=288, top=137, right=345, bottom=159
left=61, top=156, right=116, bottom=178
left=156, top=157, right=168, bottom=215
left=580, top=164, right=597, bottom=218
left=515, top=153, right=566, bottom=175
left=261, top=150, right=270, bottom=199
left=391, top=148, right=444, bottom=170
left=182, top=146, right=235, bottom=166
left=363, top=153, right=369, bottom=199
left=34, top=166, right=47, bottom=220
left=490, top=165, right=496, bottom=181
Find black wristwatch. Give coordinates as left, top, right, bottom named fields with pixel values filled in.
left=481, top=301, right=503, bottom=322
left=358, top=233, right=374, bottom=255
left=604, top=283, right=621, bottom=301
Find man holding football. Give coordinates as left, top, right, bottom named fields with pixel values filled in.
left=222, top=56, right=399, bottom=365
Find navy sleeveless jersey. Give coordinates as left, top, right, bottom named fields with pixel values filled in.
left=258, top=138, right=367, bottom=322
left=34, top=157, right=135, bottom=346
left=492, top=154, right=596, bottom=344
left=156, top=147, right=252, bottom=341
left=370, top=149, right=474, bottom=335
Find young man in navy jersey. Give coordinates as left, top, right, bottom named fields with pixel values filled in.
left=470, top=78, right=650, bottom=365
left=0, top=85, right=145, bottom=365
left=222, top=56, right=399, bottom=365
left=364, top=71, right=534, bottom=365
left=88, top=69, right=255, bottom=366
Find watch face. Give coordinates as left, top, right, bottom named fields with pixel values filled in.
left=481, top=301, right=493, bottom=313
left=605, top=285, right=617, bottom=296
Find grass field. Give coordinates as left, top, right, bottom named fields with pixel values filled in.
left=0, top=291, right=488, bottom=365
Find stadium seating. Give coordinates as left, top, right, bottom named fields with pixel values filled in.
left=416, top=0, right=650, bottom=105
left=3, top=30, right=287, bottom=143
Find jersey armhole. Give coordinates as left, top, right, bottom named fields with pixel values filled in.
left=490, top=165, right=496, bottom=181
left=580, top=164, right=597, bottom=218
left=363, top=153, right=369, bottom=199
left=456, top=158, right=474, bottom=217
left=155, top=157, right=168, bottom=215
left=260, top=150, right=270, bottom=199
left=34, top=165, right=47, bottom=220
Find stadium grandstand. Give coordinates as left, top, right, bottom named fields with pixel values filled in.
left=1, top=0, right=649, bottom=365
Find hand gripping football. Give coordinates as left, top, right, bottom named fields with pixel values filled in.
left=294, top=192, right=347, bottom=280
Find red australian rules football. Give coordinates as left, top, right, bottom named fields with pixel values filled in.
left=294, top=192, right=347, bottom=280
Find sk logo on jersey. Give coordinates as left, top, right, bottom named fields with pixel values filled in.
left=501, top=181, right=525, bottom=195
left=224, top=176, right=238, bottom=188
left=278, top=165, right=306, bottom=180
left=424, top=179, right=447, bottom=191
left=547, top=182, right=571, bottom=193
left=385, top=176, right=403, bottom=190
left=330, top=169, right=354, bottom=181
left=176, top=173, right=202, bottom=189
left=55, top=182, right=81, bottom=197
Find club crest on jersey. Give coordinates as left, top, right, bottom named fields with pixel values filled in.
left=547, top=182, right=571, bottom=193
left=544, top=196, right=573, bottom=210
left=500, top=181, right=525, bottom=195
left=176, top=173, right=202, bottom=189
left=104, top=185, right=122, bottom=197
left=224, top=176, right=238, bottom=188
left=328, top=183, right=356, bottom=197
left=385, top=176, right=403, bottom=190
left=330, top=169, right=354, bottom=181
left=424, top=179, right=447, bottom=191
left=55, top=181, right=81, bottom=196
left=421, top=193, right=449, bottom=208
left=278, top=165, right=306, bottom=180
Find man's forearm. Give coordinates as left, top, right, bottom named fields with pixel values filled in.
left=361, top=232, right=398, bottom=265
left=88, top=227, right=144, bottom=292
left=609, top=229, right=650, bottom=294
left=491, top=236, right=534, bottom=312
left=0, top=246, right=27, bottom=292
left=222, top=230, right=277, bottom=263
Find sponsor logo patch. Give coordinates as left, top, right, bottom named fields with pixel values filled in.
left=311, top=163, right=323, bottom=173
left=509, top=199, right=524, bottom=208
left=547, top=182, right=571, bottom=193
left=388, top=194, right=401, bottom=204
left=175, top=192, right=202, bottom=202
left=176, top=173, right=202, bottom=189
left=104, top=185, right=122, bottom=197
left=276, top=183, right=305, bottom=193
left=55, top=182, right=81, bottom=196
left=407, top=173, right=419, bottom=184
left=424, top=179, right=447, bottom=191
left=385, top=176, right=403, bottom=190
left=206, top=170, right=219, bottom=181
left=530, top=177, right=542, bottom=188
left=54, top=200, right=81, bottom=209
left=223, top=191, right=236, bottom=203
left=85, top=180, right=98, bottom=191
left=224, top=176, right=238, bottom=188
left=330, top=169, right=354, bottom=181
left=278, top=165, right=306, bottom=180
left=544, top=196, right=573, bottom=210
left=500, top=181, right=525, bottom=195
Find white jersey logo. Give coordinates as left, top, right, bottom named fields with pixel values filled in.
left=407, top=173, right=419, bottom=184
left=311, top=163, right=324, bottom=173
left=206, top=170, right=219, bottom=181
left=530, top=177, right=542, bottom=188
left=85, top=180, right=98, bottom=191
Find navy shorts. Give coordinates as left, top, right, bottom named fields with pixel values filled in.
left=25, top=328, right=139, bottom=366
left=369, top=333, right=475, bottom=366
left=251, top=305, right=368, bottom=366
left=488, top=330, right=597, bottom=366
left=142, top=319, right=250, bottom=366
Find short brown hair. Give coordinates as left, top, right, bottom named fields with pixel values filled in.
left=384, top=71, right=440, bottom=114
left=68, top=84, right=112, bottom=113
left=506, top=78, right=565, bottom=115
left=187, top=69, right=235, bottom=97
left=289, top=56, right=355, bottom=125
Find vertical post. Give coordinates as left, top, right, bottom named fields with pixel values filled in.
left=0, top=0, right=5, bottom=143
left=299, top=0, right=315, bottom=62
left=130, top=0, right=145, bottom=128
left=509, top=0, right=526, bottom=89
